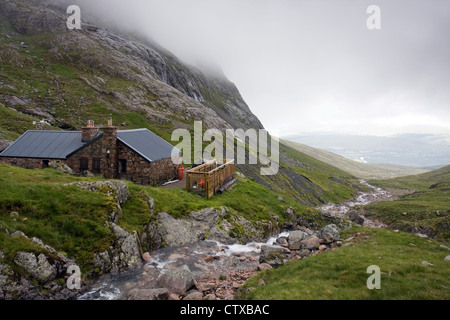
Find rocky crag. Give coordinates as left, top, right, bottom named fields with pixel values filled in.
left=0, top=0, right=262, bottom=134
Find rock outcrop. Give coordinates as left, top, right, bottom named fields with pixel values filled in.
left=319, top=224, right=341, bottom=244
left=48, top=161, right=76, bottom=175
left=259, top=245, right=290, bottom=267
left=14, top=252, right=56, bottom=283
left=0, top=0, right=263, bottom=132
left=92, top=223, right=143, bottom=275
left=69, top=181, right=129, bottom=206
left=259, top=224, right=341, bottom=268
left=142, top=207, right=279, bottom=252
left=0, top=230, right=84, bottom=300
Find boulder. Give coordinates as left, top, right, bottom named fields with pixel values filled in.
left=257, top=263, right=273, bottom=271
left=444, top=256, right=450, bottom=261
left=169, top=293, right=180, bottom=300
left=276, top=236, right=289, bottom=247
left=409, top=226, right=436, bottom=238
left=110, top=223, right=142, bottom=270
left=10, top=231, right=27, bottom=239
left=184, top=290, right=203, bottom=300
left=259, top=245, right=289, bottom=268
left=301, top=236, right=320, bottom=250
left=142, top=252, right=151, bottom=262
left=196, top=282, right=216, bottom=292
left=48, top=161, right=76, bottom=175
left=157, top=265, right=195, bottom=295
left=231, top=215, right=268, bottom=243
left=319, top=224, right=341, bottom=243
left=297, top=249, right=311, bottom=258
left=346, top=211, right=365, bottom=225
left=287, top=230, right=309, bottom=250
left=14, top=252, right=56, bottom=283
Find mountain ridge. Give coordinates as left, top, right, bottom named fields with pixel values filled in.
left=0, top=0, right=262, bottom=137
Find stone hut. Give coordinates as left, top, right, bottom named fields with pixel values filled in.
left=0, top=118, right=181, bottom=185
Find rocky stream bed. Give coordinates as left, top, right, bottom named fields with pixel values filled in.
left=78, top=180, right=395, bottom=301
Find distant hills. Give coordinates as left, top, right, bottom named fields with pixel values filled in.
left=285, top=133, right=450, bottom=169
left=281, top=139, right=429, bottom=179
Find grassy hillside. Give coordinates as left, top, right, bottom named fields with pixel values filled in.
left=364, top=165, right=450, bottom=240
left=0, top=162, right=339, bottom=275
left=236, top=142, right=361, bottom=207
left=281, top=139, right=429, bottom=179
left=370, top=165, right=450, bottom=190
left=240, top=167, right=449, bottom=300
left=242, top=227, right=450, bottom=300
left=0, top=164, right=116, bottom=272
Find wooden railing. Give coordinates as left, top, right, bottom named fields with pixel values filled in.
left=186, top=159, right=235, bottom=199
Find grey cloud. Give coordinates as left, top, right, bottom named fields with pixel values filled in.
left=58, top=0, right=450, bottom=136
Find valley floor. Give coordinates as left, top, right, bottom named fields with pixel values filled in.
left=78, top=181, right=450, bottom=300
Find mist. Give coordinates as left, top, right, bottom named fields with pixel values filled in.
left=59, top=0, right=450, bottom=137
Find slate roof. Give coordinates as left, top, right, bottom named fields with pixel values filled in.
left=117, top=129, right=179, bottom=163
left=0, top=130, right=102, bottom=159
left=0, top=128, right=179, bottom=163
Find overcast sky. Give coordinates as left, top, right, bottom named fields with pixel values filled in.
left=75, top=0, right=450, bottom=137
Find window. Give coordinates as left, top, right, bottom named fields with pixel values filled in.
left=93, top=158, right=101, bottom=174
left=80, top=158, right=88, bottom=171
left=119, top=159, right=127, bottom=173
left=42, top=160, right=49, bottom=168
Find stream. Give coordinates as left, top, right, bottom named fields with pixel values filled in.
left=78, top=180, right=391, bottom=300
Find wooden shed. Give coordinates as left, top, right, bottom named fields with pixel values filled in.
left=186, top=159, right=236, bottom=198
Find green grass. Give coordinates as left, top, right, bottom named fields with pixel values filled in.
left=0, top=105, right=53, bottom=140
left=279, top=143, right=358, bottom=203
left=121, top=177, right=322, bottom=235
left=364, top=188, right=450, bottom=240
left=365, top=165, right=450, bottom=241
left=0, top=163, right=326, bottom=274
left=370, top=165, right=450, bottom=191
left=242, top=227, right=450, bottom=300
left=0, top=164, right=114, bottom=272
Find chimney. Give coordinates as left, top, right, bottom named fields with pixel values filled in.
left=81, top=120, right=99, bottom=142
left=102, top=117, right=118, bottom=179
